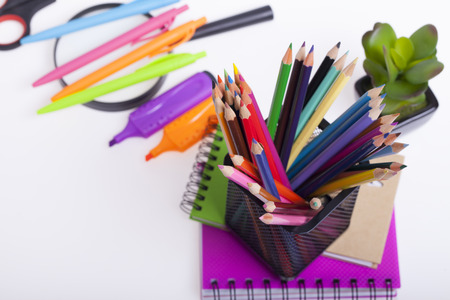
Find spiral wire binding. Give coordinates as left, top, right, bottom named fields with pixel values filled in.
left=180, top=116, right=221, bottom=214
left=209, top=278, right=395, bottom=300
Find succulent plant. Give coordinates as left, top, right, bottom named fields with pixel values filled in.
left=362, top=23, right=444, bottom=118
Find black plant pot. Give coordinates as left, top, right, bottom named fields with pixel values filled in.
left=354, top=76, right=439, bottom=133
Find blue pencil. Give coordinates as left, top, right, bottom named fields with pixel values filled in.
left=287, top=94, right=385, bottom=179
left=251, top=139, right=280, bottom=199
left=21, top=0, right=178, bottom=44
left=364, top=143, right=409, bottom=160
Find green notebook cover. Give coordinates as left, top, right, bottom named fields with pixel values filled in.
left=182, top=124, right=229, bottom=229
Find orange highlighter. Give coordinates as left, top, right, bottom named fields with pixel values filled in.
left=145, top=97, right=217, bottom=161
left=52, top=17, right=207, bottom=101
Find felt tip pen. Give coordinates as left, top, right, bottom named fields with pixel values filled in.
left=20, top=0, right=179, bottom=44
left=145, top=98, right=216, bottom=161
left=109, top=71, right=213, bottom=147
left=37, top=52, right=207, bottom=114
left=33, top=5, right=189, bottom=87
left=51, top=17, right=207, bottom=101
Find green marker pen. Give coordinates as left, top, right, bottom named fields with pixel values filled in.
left=37, top=51, right=207, bottom=114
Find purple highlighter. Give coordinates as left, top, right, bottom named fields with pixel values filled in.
left=109, top=71, right=213, bottom=146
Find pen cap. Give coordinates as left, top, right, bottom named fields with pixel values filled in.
left=130, top=72, right=213, bottom=138
left=147, top=98, right=216, bottom=160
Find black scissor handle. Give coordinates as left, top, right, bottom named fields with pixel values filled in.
left=0, top=0, right=56, bottom=50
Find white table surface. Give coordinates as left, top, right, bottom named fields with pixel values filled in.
left=1, top=0, right=449, bottom=299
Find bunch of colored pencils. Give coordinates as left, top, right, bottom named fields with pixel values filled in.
left=213, top=42, right=407, bottom=226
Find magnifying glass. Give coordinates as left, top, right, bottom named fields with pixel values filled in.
left=53, top=3, right=167, bottom=112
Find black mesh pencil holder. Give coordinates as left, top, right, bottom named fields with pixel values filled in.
left=224, top=120, right=359, bottom=280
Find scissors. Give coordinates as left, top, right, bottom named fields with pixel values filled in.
left=0, top=0, right=55, bottom=50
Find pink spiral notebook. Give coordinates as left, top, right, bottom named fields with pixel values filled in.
left=201, top=212, right=400, bottom=299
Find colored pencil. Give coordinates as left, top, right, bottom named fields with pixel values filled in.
left=309, top=168, right=388, bottom=197
left=263, top=201, right=311, bottom=213
left=259, top=213, right=313, bottom=226
left=287, top=85, right=384, bottom=176
left=230, top=154, right=307, bottom=205
left=251, top=139, right=280, bottom=199
left=355, top=112, right=400, bottom=139
left=223, top=84, right=235, bottom=107
left=349, top=161, right=406, bottom=172
left=295, top=134, right=387, bottom=197
left=240, top=91, right=290, bottom=187
left=290, top=105, right=384, bottom=190
left=280, top=45, right=314, bottom=168
left=224, top=102, right=251, bottom=161
left=274, top=42, right=306, bottom=153
left=287, top=58, right=357, bottom=169
left=217, top=75, right=226, bottom=94
left=288, top=95, right=384, bottom=179
left=267, top=43, right=293, bottom=138
left=303, top=42, right=340, bottom=107
left=294, top=52, right=347, bottom=139
left=218, top=164, right=257, bottom=190
left=212, top=82, right=223, bottom=100
left=239, top=101, right=258, bottom=158
left=233, top=63, right=242, bottom=87
left=364, top=142, right=409, bottom=160
left=247, top=183, right=282, bottom=203
left=212, top=95, right=236, bottom=155
left=226, top=71, right=241, bottom=95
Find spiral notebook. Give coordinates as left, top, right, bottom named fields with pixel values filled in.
left=201, top=212, right=400, bottom=299
left=181, top=122, right=229, bottom=229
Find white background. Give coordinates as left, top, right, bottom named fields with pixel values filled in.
left=0, top=0, right=449, bottom=299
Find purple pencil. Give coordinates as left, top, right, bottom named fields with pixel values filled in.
left=280, top=46, right=314, bottom=168
left=290, top=105, right=384, bottom=191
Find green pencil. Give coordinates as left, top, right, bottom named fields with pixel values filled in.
left=294, top=51, right=348, bottom=139
left=267, top=43, right=292, bottom=139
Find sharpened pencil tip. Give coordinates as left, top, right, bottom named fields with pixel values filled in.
left=228, top=74, right=234, bottom=84
left=233, top=63, right=239, bottom=75
left=336, top=41, right=341, bottom=48
left=301, top=41, right=305, bottom=47
left=217, top=75, right=223, bottom=83
left=400, top=164, right=407, bottom=170
left=309, top=45, right=314, bottom=53
left=289, top=42, right=292, bottom=49
left=145, top=153, right=153, bottom=161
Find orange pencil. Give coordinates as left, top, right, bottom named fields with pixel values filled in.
left=52, top=18, right=207, bottom=101
left=145, top=97, right=216, bottom=161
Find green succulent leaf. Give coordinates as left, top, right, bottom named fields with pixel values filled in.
left=390, top=48, right=407, bottom=70
left=406, top=52, right=437, bottom=69
left=409, top=24, right=438, bottom=60
left=404, top=58, right=444, bottom=84
left=384, top=80, right=428, bottom=100
left=363, top=58, right=388, bottom=86
left=394, top=37, right=414, bottom=63
left=383, top=46, right=398, bottom=82
left=362, top=23, right=397, bottom=66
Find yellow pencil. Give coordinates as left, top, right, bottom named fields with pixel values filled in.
left=310, top=168, right=388, bottom=196
left=287, top=58, right=358, bottom=169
